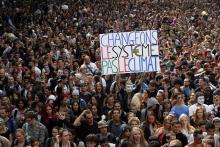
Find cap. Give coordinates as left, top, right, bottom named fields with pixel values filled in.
left=72, top=89, right=79, bottom=96
left=98, top=120, right=108, bottom=129
left=212, top=117, right=220, bottom=123
left=48, top=95, right=56, bottom=101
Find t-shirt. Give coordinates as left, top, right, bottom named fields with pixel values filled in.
left=171, top=104, right=189, bottom=119
left=77, top=121, right=98, bottom=141
left=189, top=104, right=210, bottom=117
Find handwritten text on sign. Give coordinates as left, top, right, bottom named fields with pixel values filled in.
left=100, top=31, right=160, bottom=75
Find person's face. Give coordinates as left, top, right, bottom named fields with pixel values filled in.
left=16, top=132, right=24, bottom=142
left=172, top=124, right=181, bottom=133
left=46, top=106, right=53, bottom=114
left=132, top=129, right=141, bottom=141
left=195, top=134, right=203, bottom=144
left=107, top=97, right=114, bottom=105
left=197, top=109, right=204, bottom=118
left=184, top=79, right=190, bottom=86
left=114, top=103, right=121, bottom=110
left=91, top=105, right=97, bottom=114
left=18, top=101, right=24, bottom=108
left=26, top=117, right=34, bottom=125
left=0, top=109, right=7, bottom=118
left=112, top=110, right=120, bottom=121
left=148, top=115, right=156, bottom=124
left=100, top=127, right=108, bottom=134
left=86, top=113, right=94, bottom=125
left=130, top=121, right=139, bottom=128
left=199, top=79, right=205, bottom=87
left=72, top=102, right=79, bottom=111
left=199, top=125, right=206, bottom=132
left=96, top=84, right=102, bottom=92
left=52, top=128, right=59, bottom=137
left=181, top=117, right=188, bottom=126
left=62, top=130, right=69, bottom=142
left=156, top=92, right=163, bottom=103
left=207, top=128, right=215, bottom=136
left=86, top=141, right=96, bottom=147
left=197, top=96, right=205, bottom=104
left=213, top=96, right=220, bottom=105
left=68, top=132, right=74, bottom=141
left=1, top=97, right=9, bottom=105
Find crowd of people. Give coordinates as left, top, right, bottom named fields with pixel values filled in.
left=0, top=0, right=220, bottom=146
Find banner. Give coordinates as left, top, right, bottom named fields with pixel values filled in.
left=100, top=30, right=160, bottom=75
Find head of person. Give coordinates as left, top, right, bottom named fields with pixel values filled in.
left=156, top=90, right=165, bottom=104
left=168, top=139, right=182, bottom=147
left=163, top=116, right=172, bottom=130
left=128, top=117, right=140, bottom=128
left=195, top=92, right=205, bottom=105
left=60, top=129, right=70, bottom=143
left=205, top=121, right=215, bottom=136
left=165, top=132, right=176, bottom=144
left=119, top=140, right=132, bottom=147
left=119, top=125, right=131, bottom=139
left=171, top=120, right=181, bottom=134
left=84, top=55, right=91, bottom=64
left=0, top=107, right=9, bottom=119
left=85, top=134, right=97, bottom=147
left=111, top=108, right=121, bottom=122
left=146, top=111, right=157, bottom=125
left=84, top=110, right=94, bottom=125
left=194, top=106, right=206, bottom=120
left=98, top=120, right=108, bottom=134
left=15, top=128, right=25, bottom=143
left=193, top=129, right=203, bottom=144
left=127, top=112, right=135, bottom=121
left=25, top=111, right=37, bottom=125
left=179, top=114, right=190, bottom=128
left=52, top=126, right=59, bottom=138
left=212, top=117, right=220, bottom=131
left=198, top=77, right=208, bottom=88
left=99, top=137, right=110, bottom=147
left=129, top=127, right=147, bottom=145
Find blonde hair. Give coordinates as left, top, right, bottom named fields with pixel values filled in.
left=128, top=117, right=140, bottom=128
left=179, top=114, right=195, bottom=133
left=129, top=127, right=148, bottom=147
left=130, top=93, right=142, bottom=110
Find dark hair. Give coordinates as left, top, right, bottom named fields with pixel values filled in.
left=85, top=134, right=97, bottom=143
left=205, top=121, right=215, bottom=130
left=120, top=140, right=132, bottom=147
left=193, top=129, right=202, bottom=138
left=25, top=111, right=37, bottom=119
left=198, top=120, right=207, bottom=127
left=171, top=120, right=180, bottom=125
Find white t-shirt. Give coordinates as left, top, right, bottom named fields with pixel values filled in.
left=189, top=103, right=210, bottom=117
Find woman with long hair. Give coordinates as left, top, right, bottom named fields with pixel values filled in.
left=155, top=116, right=172, bottom=145
left=118, top=126, right=131, bottom=146
left=41, top=104, right=58, bottom=137
left=13, top=128, right=30, bottom=146
left=129, top=127, right=148, bottom=147
left=142, top=111, right=160, bottom=141
left=53, top=129, right=76, bottom=147
left=93, top=82, right=107, bottom=107
left=190, top=106, right=207, bottom=128
left=179, top=114, right=195, bottom=141
left=12, top=98, right=28, bottom=128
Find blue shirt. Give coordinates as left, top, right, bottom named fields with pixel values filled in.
left=171, top=104, right=189, bottom=119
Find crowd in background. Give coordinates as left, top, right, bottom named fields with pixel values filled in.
left=0, top=0, right=220, bottom=147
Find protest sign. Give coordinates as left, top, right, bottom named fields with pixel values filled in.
left=100, top=30, right=160, bottom=75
